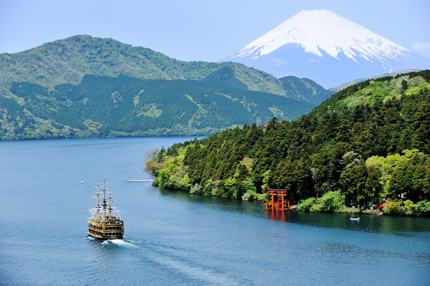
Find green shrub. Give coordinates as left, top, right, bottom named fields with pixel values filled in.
left=382, top=201, right=405, bottom=215
left=223, top=177, right=237, bottom=198
left=256, top=193, right=268, bottom=201
left=241, top=192, right=254, bottom=201
left=336, top=207, right=361, bottom=214
left=298, top=191, right=345, bottom=213
left=309, top=203, right=322, bottom=213
left=302, top=191, right=345, bottom=213
left=202, top=180, right=214, bottom=196
left=298, top=197, right=317, bottom=211
left=403, top=200, right=416, bottom=215
left=416, top=200, right=430, bottom=216
left=317, top=191, right=345, bottom=212
left=190, top=183, right=202, bottom=195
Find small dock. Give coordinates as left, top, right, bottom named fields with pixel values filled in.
left=127, top=177, right=154, bottom=183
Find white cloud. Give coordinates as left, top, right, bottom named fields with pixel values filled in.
left=412, top=42, right=430, bottom=58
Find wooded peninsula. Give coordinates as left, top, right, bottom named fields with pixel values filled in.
left=146, top=70, right=430, bottom=216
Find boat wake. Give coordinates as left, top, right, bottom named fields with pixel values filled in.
left=100, top=238, right=240, bottom=286
left=149, top=254, right=239, bottom=286
left=101, top=239, right=138, bottom=248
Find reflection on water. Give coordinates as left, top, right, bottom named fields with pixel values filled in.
left=288, top=212, right=430, bottom=234
left=265, top=210, right=291, bottom=222
left=159, top=188, right=430, bottom=234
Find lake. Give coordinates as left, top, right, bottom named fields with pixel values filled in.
left=0, top=137, right=429, bottom=285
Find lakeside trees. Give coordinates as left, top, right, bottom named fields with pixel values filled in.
left=146, top=71, right=430, bottom=216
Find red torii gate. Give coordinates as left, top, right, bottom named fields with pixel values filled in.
left=265, top=188, right=290, bottom=212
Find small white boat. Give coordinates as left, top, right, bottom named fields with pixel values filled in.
left=349, top=217, right=360, bottom=221
left=81, top=180, right=85, bottom=184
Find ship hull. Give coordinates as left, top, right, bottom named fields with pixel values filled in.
left=88, top=220, right=124, bottom=240
left=87, top=233, right=123, bottom=240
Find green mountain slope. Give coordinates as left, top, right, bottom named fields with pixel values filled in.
left=0, top=35, right=331, bottom=140
left=0, top=35, right=285, bottom=94
left=147, top=70, right=430, bottom=216
left=279, top=76, right=332, bottom=104
left=2, top=74, right=314, bottom=139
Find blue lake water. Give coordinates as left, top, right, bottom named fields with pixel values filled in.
left=0, top=137, right=429, bottom=285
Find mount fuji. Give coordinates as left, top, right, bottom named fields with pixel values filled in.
left=232, top=9, right=427, bottom=88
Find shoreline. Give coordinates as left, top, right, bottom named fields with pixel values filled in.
left=156, top=186, right=429, bottom=218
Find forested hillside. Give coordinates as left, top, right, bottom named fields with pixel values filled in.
left=278, top=76, right=332, bottom=104
left=2, top=74, right=316, bottom=139
left=0, top=35, right=331, bottom=140
left=0, top=35, right=286, bottom=95
left=147, top=70, right=430, bottom=216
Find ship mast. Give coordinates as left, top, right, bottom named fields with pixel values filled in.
left=108, top=192, right=113, bottom=215
left=95, top=188, right=100, bottom=214
left=102, top=180, right=107, bottom=216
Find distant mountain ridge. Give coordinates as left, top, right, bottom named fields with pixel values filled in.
left=0, top=35, right=332, bottom=140
left=0, top=35, right=285, bottom=95
left=233, top=9, right=428, bottom=88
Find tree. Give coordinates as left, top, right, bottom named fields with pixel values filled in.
left=365, top=165, right=383, bottom=204
left=310, top=142, right=350, bottom=192
left=269, top=159, right=313, bottom=202
left=340, top=160, right=367, bottom=206
left=401, top=79, right=408, bottom=91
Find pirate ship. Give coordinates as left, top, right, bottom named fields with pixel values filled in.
left=88, top=181, right=124, bottom=240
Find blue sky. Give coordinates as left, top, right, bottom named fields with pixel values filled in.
left=1, top=0, right=429, bottom=61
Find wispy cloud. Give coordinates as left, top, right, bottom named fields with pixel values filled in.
left=412, top=42, right=430, bottom=58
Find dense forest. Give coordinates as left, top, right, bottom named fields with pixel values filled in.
left=0, top=35, right=331, bottom=140
left=146, top=70, right=430, bottom=216
left=0, top=73, right=324, bottom=139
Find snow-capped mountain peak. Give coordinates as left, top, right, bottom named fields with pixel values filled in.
left=235, top=9, right=407, bottom=63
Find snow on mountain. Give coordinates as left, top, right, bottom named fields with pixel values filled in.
left=232, top=9, right=426, bottom=88
left=236, top=9, right=406, bottom=63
